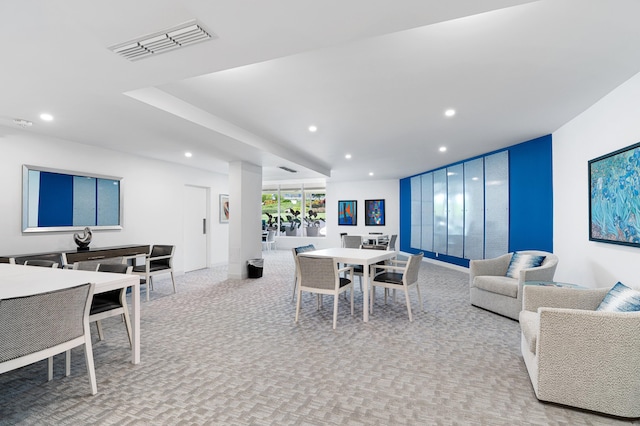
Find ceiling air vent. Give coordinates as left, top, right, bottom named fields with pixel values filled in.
left=110, top=20, right=215, bottom=61
left=279, top=166, right=298, bottom=173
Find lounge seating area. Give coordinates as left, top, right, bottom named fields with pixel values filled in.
left=469, top=250, right=559, bottom=320
left=520, top=284, right=640, bottom=418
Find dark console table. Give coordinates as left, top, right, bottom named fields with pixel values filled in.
left=0, top=244, right=150, bottom=267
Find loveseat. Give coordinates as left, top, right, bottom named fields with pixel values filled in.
left=519, top=285, right=640, bottom=418
left=469, top=250, right=558, bottom=320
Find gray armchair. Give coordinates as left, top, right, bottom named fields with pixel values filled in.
left=520, top=285, right=640, bottom=417
left=469, top=250, right=558, bottom=320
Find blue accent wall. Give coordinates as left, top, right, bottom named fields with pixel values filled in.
left=399, top=134, right=553, bottom=266
left=508, top=135, right=553, bottom=252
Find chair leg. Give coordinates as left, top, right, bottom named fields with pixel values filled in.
left=291, top=276, right=297, bottom=302
left=170, top=272, right=176, bottom=294
left=350, top=286, right=354, bottom=316
left=65, top=350, right=71, bottom=377
left=333, top=294, right=339, bottom=329
left=84, top=334, right=97, bottom=395
left=95, top=320, right=105, bottom=341
left=416, top=284, right=423, bottom=311
left=370, top=286, right=375, bottom=314
left=122, top=307, right=133, bottom=348
left=146, top=276, right=151, bottom=301
left=48, top=356, right=54, bottom=381
left=295, top=288, right=302, bottom=323
left=404, top=288, right=413, bottom=322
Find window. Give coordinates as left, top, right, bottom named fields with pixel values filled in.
left=262, top=184, right=326, bottom=237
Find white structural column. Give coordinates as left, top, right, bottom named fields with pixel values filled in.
left=228, top=161, right=263, bottom=279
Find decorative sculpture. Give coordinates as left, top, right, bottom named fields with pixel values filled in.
left=74, top=227, right=92, bottom=250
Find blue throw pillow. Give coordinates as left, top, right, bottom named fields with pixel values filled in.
left=596, top=282, right=640, bottom=312
left=505, top=252, right=546, bottom=279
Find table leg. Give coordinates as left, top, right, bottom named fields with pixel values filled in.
left=362, top=263, right=370, bottom=322
left=131, top=280, right=140, bottom=364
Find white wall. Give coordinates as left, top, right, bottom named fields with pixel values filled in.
left=327, top=179, right=400, bottom=247
left=0, top=128, right=229, bottom=274
left=272, top=179, right=399, bottom=251
left=553, top=71, right=640, bottom=288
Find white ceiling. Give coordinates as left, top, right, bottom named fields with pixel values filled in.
left=3, top=0, right=640, bottom=182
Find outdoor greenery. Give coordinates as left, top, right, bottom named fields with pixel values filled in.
left=262, top=190, right=326, bottom=235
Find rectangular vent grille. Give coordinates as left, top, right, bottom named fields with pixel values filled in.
left=110, top=20, right=215, bottom=61
left=279, top=166, right=298, bottom=173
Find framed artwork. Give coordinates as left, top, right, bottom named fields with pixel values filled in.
left=589, top=141, right=640, bottom=247
left=219, top=194, right=229, bottom=223
left=365, top=199, right=385, bottom=226
left=338, top=200, right=357, bottom=226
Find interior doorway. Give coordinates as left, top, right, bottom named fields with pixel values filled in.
left=184, top=185, right=209, bottom=272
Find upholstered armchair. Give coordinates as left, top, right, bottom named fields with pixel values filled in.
left=519, top=285, right=640, bottom=418
left=469, top=250, right=558, bottom=320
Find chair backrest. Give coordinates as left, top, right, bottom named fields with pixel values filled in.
left=297, top=256, right=339, bottom=291
left=294, top=244, right=316, bottom=255
left=404, top=252, right=424, bottom=285
left=74, top=256, right=125, bottom=271
left=0, top=283, right=93, bottom=364
left=96, top=263, right=131, bottom=305
left=292, top=245, right=316, bottom=275
left=15, top=253, right=64, bottom=268
left=97, top=263, right=132, bottom=274
left=361, top=244, right=387, bottom=251
left=24, top=259, right=58, bottom=268
left=150, top=245, right=174, bottom=268
left=387, top=234, right=397, bottom=251
left=342, top=235, right=362, bottom=248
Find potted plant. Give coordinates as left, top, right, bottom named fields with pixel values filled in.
left=264, top=213, right=278, bottom=230
left=285, top=208, right=301, bottom=236
left=304, top=209, right=325, bottom=237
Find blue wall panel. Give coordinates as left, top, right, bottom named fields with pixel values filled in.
left=508, top=134, right=553, bottom=252
left=38, top=172, right=73, bottom=227
left=399, top=178, right=412, bottom=253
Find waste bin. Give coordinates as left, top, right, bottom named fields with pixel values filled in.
left=247, top=258, right=264, bottom=278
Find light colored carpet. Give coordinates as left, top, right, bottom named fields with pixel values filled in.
left=0, top=250, right=637, bottom=425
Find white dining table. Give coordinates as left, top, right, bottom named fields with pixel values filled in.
left=297, top=247, right=397, bottom=322
left=0, top=263, right=141, bottom=364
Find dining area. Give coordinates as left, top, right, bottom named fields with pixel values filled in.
left=0, top=262, right=141, bottom=396
left=290, top=233, right=424, bottom=329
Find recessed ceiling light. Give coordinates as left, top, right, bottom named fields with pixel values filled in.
left=444, top=109, right=456, bottom=117
left=439, top=146, right=447, bottom=152
left=308, top=125, right=317, bottom=132
left=345, top=154, right=352, bottom=159
left=369, top=172, right=374, bottom=176
left=184, top=152, right=192, bottom=158
left=40, top=113, right=54, bottom=121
